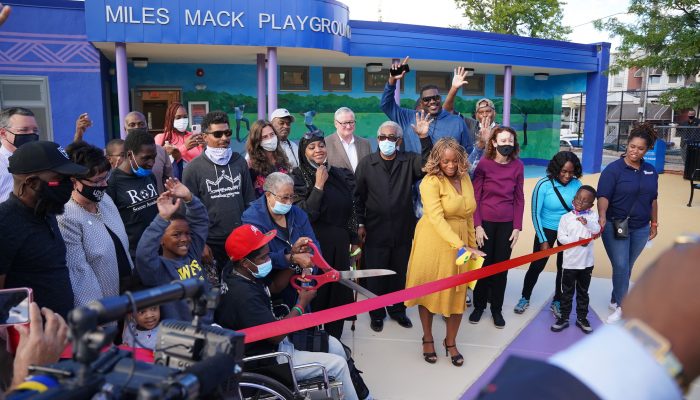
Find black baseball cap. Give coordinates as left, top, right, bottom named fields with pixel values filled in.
left=8, top=141, right=89, bottom=176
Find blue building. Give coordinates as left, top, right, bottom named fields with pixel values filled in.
left=1, top=0, right=609, bottom=172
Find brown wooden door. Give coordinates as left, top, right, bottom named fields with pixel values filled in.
left=133, top=88, right=181, bottom=135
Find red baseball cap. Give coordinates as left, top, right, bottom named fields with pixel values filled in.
left=225, top=224, right=277, bottom=261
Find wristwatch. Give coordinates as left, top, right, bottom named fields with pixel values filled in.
left=623, top=319, right=686, bottom=391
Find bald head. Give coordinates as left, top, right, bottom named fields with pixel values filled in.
left=124, top=112, right=147, bottom=132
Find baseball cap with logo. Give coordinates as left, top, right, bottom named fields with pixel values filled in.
left=225, top=224, right=277, bottom=261
left=475, top=98, right=495, bottom=112
left=269, top=108, right=296, bottom=122
left=8, top=141, right=89, bottom=176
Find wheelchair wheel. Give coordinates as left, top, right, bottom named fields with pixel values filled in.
left=239, top=372, right=297, bottom=400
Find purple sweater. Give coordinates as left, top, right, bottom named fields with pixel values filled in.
left=473, top=157, right=525, bottom=230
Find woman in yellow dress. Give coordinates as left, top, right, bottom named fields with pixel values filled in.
left=405, top=137, right=484, bottom=367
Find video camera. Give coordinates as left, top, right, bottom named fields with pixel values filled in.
left=6, top=279, right=245, bottom=399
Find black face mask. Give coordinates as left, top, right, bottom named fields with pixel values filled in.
left=77, top=181, right=107, bottom=203
left=496, top=145, right=515, bottom=157
left=11, top=133, right=39, bottom=148
left=34, top=178, right=73, bottom=216
left=126, top=127, right=149, bottom=136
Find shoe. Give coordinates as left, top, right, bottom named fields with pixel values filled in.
left=551, top=318, right=570, bottom=332
left=370, top=319, right=384, bottom=332
left=576, top=318, right=593, bottom=334
left=608, top=302, right=618, bottom=311
left=550, top=301, right=562, bottom=318
left=492, top=312, right=506, bottom=329
left=466, top=294, right=472, bottom=305
left=606, top=307, right=623, bottom=324
left=469, top=308, right=484, bottom=324
left=422, top=337, right=437, bottom=364
left=514, top=297, right=529, bottom=314
left=443, top=339, right=464, bottom=367
left=391, top=314, right=413, bottom=328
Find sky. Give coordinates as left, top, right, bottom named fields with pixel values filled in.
left=340, top=0, right=634, bottom=49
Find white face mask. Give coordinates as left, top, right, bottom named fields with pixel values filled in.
left=261, top=136, right=278, bottom=152
left=173, top=118, right=189, bottom=133
left=205, top=147, right=232, bottom=165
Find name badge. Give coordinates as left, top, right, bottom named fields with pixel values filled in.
left=644, top=170, right=654, bottom=175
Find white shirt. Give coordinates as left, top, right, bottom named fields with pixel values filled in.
left=557, top=209, right=600, bottom=269
left=0, top=145, right=13, bottom=203
left=281, top=139, right=299, bottom=169
left=339, top=134, right=359, bottom=171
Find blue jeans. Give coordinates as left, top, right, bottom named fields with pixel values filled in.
left=601, top=223, right=650, bottom=305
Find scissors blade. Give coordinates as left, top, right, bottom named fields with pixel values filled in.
left=339, top=269, right=396, bottom=279
left=339, top=279, right=378, bottom=299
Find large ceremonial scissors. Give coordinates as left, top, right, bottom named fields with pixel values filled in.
left=289, top=242, right=394, bottom=298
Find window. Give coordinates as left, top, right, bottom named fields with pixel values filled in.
left=461, top=74, right=485, bottom=96
left=649, top=75, right=661, bottom=85
left=322, top=67, right=352, bottom=92
left=365, top=69, right=388, bottom=92
left=495, top=75, right=516, bottom=96
left=415, top=71, right=451, bottom=94
left=279, top=66, right=309, bottom=91
left=0, top=76, right=52, bottom=140
left=668, top=75, right=682, bottom=84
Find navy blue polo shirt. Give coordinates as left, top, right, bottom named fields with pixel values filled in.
left=597, top=158, right=658, bottom=230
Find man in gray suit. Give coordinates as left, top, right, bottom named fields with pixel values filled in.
left=325, top=107, right=372, bottom=173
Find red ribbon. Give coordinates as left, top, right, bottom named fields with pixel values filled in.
left=240, top=238, right=592, bottom=343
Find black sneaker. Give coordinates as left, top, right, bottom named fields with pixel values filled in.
left=492, top=312, right=506, bottom=329
left=551, top=318, right=570, bottom=332
left=576, top=318, right=593, bottom=334
left=469, top=308, right=484, bottom=324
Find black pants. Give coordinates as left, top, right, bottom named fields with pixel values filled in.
left=559, top=267, right=593, bottom=320
left=521, top=228, right=563, bottom=301
left=365, top=244, right=410, bottom=320
left=473, top=221, right=513, bottom=313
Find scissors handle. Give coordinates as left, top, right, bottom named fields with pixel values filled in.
left=289, top=242, right=339, bottom=291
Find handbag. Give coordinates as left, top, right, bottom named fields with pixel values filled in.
left=550, top=178, right=572, bottom=212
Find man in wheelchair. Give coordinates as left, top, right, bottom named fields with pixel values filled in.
left=215, top=224, right=371, bottom=400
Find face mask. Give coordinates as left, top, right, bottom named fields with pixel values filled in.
left=247, top=259, right=273, bottom=279
left=261, top=136, right=278, bottom=152
left=126, top=127, right=148, bottom=136
left=128, top=152, right=152, bottom=177
left=496, top=145, right=514, bottom=157
left=173, top=118, right=189, bottom=133
left=78, top=182, right=107, bottom=203
left=307, top=157, right=328, bottom=170
left=205, top=147, right=232, bottom=166
left=11, top=133, right=39, bottom=148
left=378, top=140, right=397, bottom=156
left=272, top=201, right=292, bottom=215
left=35, top=178, right=73, bottom=215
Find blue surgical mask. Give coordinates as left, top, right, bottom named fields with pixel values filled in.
left=129, top=152, right=152, bottom=177
left=378, top=140, right=396, bottom=156
left=247, top=258, right=273, bottom=278
left=272, top=201, right=292, bottom=215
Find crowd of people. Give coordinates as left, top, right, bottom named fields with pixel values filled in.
left=0, top=61, right=665, bottom=398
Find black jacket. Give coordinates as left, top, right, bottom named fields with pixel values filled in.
left=354, top=137, right=432, bottom=247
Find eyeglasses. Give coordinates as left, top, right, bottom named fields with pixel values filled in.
left=421, top=95, right=441, bottom=103
left=207, top=129, right=233, bottom=138
left=82, top=171, right=112, bottom=186
left=336, top=120, right=356, bottom=127
left=269, top=192, right=298, bottom=203
left=108, top=152, right=126, bottom=158
left=303, top=130, right=324, bottom=140
left=377, top=134, right=399, bottom=142
left=5, top=127, right=40, bottom=135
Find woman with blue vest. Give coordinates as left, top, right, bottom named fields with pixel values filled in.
left=514, top=151, right=582, bottom=316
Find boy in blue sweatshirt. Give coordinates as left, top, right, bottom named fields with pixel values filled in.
left=135, top=177, right=209, bottom=321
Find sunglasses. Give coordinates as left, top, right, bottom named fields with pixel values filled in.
left=377, top=135, right=399, bottom=142
left=207, top=129, right=233, bottom=139
left=421, top=95, right=441, bottom=103
left=303, top=130, right=324, bottom=140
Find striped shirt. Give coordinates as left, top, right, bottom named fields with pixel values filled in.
left=0, top=146, right=13, bottom=203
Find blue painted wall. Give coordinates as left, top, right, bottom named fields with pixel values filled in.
left=1, top=2, right=108, bottom=147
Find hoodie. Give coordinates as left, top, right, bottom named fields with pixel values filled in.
left=381, top=82, right=474, bottom=154
left=135, top=196, right=209, bottom=321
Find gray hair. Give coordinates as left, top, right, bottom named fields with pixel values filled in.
left=263, top=172, right=294, bottom=193
left=0, top=107, right=35, bottom=128
left=334, top=107, right=354, bottom=120
left=377, top=121, right=403, bottom=138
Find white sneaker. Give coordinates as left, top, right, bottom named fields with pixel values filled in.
left=608, top=302, right=618, bottom=311
left=606, top=307, right=623, bottom=324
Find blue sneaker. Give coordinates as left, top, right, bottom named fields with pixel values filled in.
left=514, top=297, right=529, bottom=314
left=550, top=301, right=562, bottom=318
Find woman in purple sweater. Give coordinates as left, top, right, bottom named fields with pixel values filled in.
left=469, top=126, right=524, bottom=329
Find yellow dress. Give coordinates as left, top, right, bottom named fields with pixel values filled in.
left=404, top=174, right=477, bottom=316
